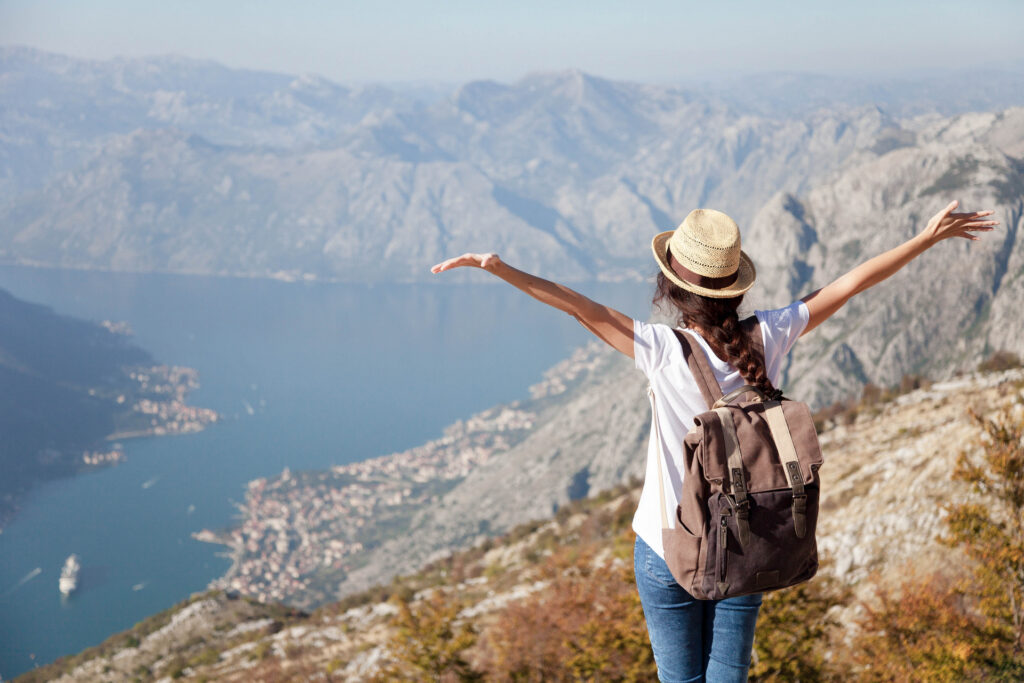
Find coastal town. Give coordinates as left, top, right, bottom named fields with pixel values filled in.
left=195, top=343, right=607, bottom=605
left=78, top=366, right=218, bottom=467
left=198, top=404, right=536, bottom=604
left=109, top=365, right=219, bottom=440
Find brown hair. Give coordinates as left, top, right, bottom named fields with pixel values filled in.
left=654, top=271, right=781, bottom=400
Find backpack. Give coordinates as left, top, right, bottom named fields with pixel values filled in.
left=649, top=318, right=822, bottom=600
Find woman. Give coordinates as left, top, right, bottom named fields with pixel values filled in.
left=431, top=199, right=996, bottom=682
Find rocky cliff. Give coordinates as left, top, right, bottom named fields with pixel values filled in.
left=745, top=108, right=1024, bottom=405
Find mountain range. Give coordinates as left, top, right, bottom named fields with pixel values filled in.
left=2, top=47, right=1023, bottom=403
left=1, top=48, right=1021, bottom=284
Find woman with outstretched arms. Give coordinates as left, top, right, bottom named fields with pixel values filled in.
left=431, top=199, right=996, bottom=682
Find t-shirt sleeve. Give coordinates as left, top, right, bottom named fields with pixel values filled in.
left=756, top=300, right=810, bottom=360
left=634, top=319, right=671, bottom=376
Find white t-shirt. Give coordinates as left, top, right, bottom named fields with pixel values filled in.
left=632, top=300, right=810, bottom=558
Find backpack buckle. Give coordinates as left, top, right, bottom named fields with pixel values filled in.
left=723, top=495, right=751, bottom=548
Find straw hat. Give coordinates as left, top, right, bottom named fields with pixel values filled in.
left=651, top=209, right=756, bottom=298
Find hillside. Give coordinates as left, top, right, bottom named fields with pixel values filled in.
left=26, top=365, right=1024, bottom=682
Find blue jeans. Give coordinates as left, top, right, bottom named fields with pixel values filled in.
left=634, top=535, right=762, bottom=682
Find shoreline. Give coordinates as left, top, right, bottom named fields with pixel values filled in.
left=0, top=364, right=218, bottom=535
left=192, top=344, right=606, bottom=607
left=194, top=402, right=538, bottom=605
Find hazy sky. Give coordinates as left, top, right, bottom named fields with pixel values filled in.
left=2, top=0, right=1023, bottom=84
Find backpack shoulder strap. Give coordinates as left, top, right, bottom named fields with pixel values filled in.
left=672, top=329, right=722, bottom=409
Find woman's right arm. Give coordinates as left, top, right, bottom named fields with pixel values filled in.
left=431, top=253, right=636, bottom=358
left=800, top=200, right=998, bottom=336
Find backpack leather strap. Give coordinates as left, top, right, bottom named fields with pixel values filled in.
left=673, top=316, right=765, bottom=410
left=673, top=329, right=721, bottom=409
left=713, top=406, right=751, bottom=547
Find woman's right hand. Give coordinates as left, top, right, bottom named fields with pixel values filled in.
left=430, top=252, right=502, bottom=274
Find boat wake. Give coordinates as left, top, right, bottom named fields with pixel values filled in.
left=3, top=567, right=42, bottom=596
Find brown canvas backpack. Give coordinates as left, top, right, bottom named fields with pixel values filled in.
left=650, top=319, right=822, bottom=600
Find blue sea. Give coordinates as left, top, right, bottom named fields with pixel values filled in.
left=0, top=266, right=652, bottom=679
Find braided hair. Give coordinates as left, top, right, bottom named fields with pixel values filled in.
left=654, top=271, right=782, bottom=400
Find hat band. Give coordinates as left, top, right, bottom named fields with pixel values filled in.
left=669, top=249, right=738, bottom=289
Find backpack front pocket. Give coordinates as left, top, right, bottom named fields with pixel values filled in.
left=704, top=489, right=819, bottom=599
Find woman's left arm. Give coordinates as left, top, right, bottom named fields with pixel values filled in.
left=431, top=253, right=635, bottom=358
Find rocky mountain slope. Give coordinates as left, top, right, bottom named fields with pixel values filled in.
left=26, top=366, right=1024, bottom=682
left=746, top=108, right=1024, bottom=405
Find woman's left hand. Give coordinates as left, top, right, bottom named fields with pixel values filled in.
left=430, top=252, right=501, bottom=274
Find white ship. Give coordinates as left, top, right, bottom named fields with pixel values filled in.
left=59, top=554, right=80, bottom=596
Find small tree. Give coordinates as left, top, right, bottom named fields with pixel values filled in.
left=377, top=589, right=481, bottom=682
left=977, top=351, right=1023, bottom=373
left=850, top=574, right=1016, bottom=681
left=944, top=406, right=1024, bottom=652
left=749, top=576, right=849, bottom=682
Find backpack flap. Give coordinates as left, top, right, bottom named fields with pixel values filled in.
left=693, top=399, right=823, bottom=492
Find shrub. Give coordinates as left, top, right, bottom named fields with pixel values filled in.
left=849, top=574, right=1020, bottom=681
left=944, top=408, right=1024, bottom=653
left=847, top=405, right=1024, bottom=679
left=750, top=576, right=849, bottom=681
left=376, top=590, right=481, bottom=682
left=479, top=563, right=655, bottom=682
left=977, top=350, right=1023, bottom=373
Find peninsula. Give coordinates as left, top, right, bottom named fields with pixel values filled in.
left=0, top=287, right=218, bottom=532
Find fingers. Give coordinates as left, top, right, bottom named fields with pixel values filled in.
left=939, top=199, right=959, bottom=221
left=431, top=252, right=499, bottom=274
left=430, top=255, right=467, bottom=273
left=430, top=258, right=455, bottom=273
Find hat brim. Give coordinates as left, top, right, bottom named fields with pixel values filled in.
left=651, top=230, right=756, bottom=298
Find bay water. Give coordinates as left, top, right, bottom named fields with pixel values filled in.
left=0, top=266, right=652, bottom=678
